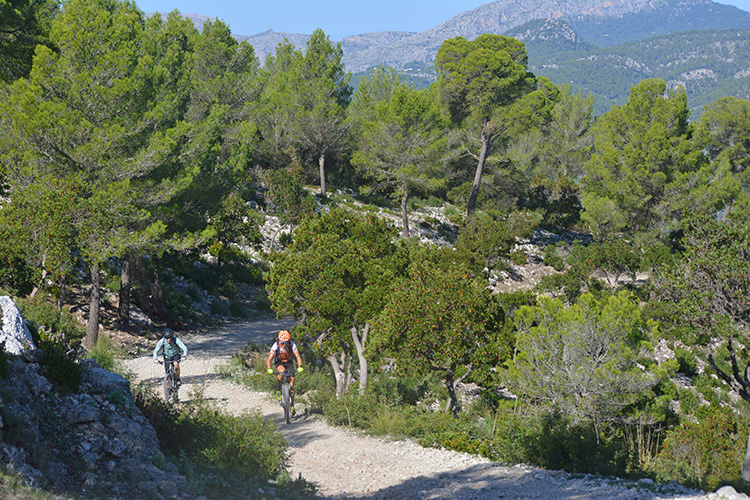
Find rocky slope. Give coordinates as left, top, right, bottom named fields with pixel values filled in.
left=0, top=352, right=192, bottom=499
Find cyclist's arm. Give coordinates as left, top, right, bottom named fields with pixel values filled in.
left=153, top=338, right=164, bottom=360
left=266, top=349, right=275, bottom=370
left=176, top=338, right=188, bottom=357
left=292, top=341, right=302, bottom=367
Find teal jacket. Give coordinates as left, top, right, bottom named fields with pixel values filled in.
left=153, top=337, right=187, bottom=360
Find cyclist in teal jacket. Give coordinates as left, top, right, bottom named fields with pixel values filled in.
left=153, top=329, right=188, bottom=386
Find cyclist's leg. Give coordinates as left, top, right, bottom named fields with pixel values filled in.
left=172, top=353, right=182, bottom=384
left=275, top=364, right=284, bottom=397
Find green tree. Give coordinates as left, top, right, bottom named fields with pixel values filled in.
left=435, top=34, right=559, bottom=216
left=0, top=0, right=57, bottom=82
left=372, top=249, right=504, bottom=416
left=508, top=291, right=655, bottom=432
left=288, top=29, right=352, bottom=197
left=650, top=213, right=750, bottom=338
left=694, top=96, right=750, bottom=220
left=0, top=0, right=201, bottom=346
left=351, top=72, right=447, bottom=237
left=209, top=191, right=263, bottom=269
left=266, top=208, right=405, bottom=396
left=581, top=79, right=703, bottom=244
left=258, top=30, right=351, bottom=195
left=264, top=158, right=317, bottom=247
left=0, top=175, right=80, bottom=301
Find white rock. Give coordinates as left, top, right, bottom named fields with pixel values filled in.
left=0, top=296, right=36, bottom=354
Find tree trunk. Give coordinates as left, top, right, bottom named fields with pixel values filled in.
left=443, top=363, right=472, bottom=418
left=467, top=122, right=492, bottom=217
left=319, top=152, right=327, bottom=197
left=351, top=324, right=370, bottom=395
left=327, top=349, right=347, bottom=397
left=56, top=277, right=66, bottom=310
left=30, top=254, right=47, bottom=298
left=743, top=429, right=750, bottom=483
left=400, top=192, right=410, bottom=238
left=85, top=261, right=101, bottom=350
left=444, top=368, right=459, bottom=417
left=118, top=252, right=131, bottom=332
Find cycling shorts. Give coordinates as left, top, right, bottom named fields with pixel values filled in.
left=276, top=362, right=295, bottom=377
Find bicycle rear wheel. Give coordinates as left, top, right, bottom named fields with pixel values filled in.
left=281, top=383, right=291, bottom=424
left=172, top=382, right=179, bottom=404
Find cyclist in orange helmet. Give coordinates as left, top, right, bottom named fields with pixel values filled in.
left=266, top=330, right=303, bottom=414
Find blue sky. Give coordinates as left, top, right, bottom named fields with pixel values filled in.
left=134, top=0, right=750, bottom=40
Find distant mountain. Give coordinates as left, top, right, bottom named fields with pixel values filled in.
left=504, top=18, right=595, bottom=54
left=526, top=26, right=750, bottom=115
left=163, top=0, right=750, bottom=115
left=234, top=29, right=311, bottom=61
left=235, top=30, right=419, bottom=63
left=340, top=0, right=750, bottom=72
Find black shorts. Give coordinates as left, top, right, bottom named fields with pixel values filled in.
left=163, top=354, right=181, bottom=372
left=276, top=362, right=294, bottom=377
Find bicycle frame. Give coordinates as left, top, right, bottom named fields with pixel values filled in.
left=159, top=359, right=179, bottom=403
left=279, top=370, right=294, bottom=424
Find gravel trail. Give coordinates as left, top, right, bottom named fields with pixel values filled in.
left=124, top=320, right=737, bottom=500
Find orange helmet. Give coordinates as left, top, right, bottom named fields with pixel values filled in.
left=278, top=330, right=290, bottom=342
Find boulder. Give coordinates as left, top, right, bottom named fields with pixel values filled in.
left=0, top=296, right=36, bottom=354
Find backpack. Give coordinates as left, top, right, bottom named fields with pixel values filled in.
left=275, top=339, right=293, bottom=363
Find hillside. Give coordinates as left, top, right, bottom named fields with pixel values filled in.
left=520, top=26, right=750, bottom=115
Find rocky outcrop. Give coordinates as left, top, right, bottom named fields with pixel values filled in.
left=0, top=321, right=193, bottom=499
left=0, top=295, right=36, bottom=354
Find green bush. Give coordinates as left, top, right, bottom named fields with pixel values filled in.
left=86, top=334, right=117, bottom=372
left=229, top=300, right=248, bottom=318
left=38, top=331, right=83, bottom=393
left=135, top=388, right=289, bottom=478
left=543, top=244, right=565, bottom=271
left=652, top=406, right=748, bottom=491
left=674, top=347, right=698, bottom=377
left=322, top=391, right=380, bottom=428
left=525, top=411, right=628, bottom=476
left=19, top=296, right=85, bottom=343
left=510, top=250, right=527, bottom=265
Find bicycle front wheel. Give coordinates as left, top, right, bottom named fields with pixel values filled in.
left=281, top=383, right=291, bottom=424
left=163, top=375, right=170, bottom=402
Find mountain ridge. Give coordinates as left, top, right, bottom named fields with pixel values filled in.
left=156, top=0, right=750, bottom=114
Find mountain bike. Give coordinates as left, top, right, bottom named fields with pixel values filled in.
left=158, top=359, right=180, bottom=404
left=279, top=369, right=294, bottom=424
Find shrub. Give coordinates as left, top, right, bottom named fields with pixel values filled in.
left=135, top=388, right=289, bottom=478
left=652, top=406, right=748, bottom=491
left=38, top=328, right=83, bottom=393
left=510, top=250, right=527, bottom=265
left=322, top=391, right=380, bottom=428
left=254, top=288, right=273, bottom=312
left=19, top=296, right=85, bottom=343
left=366, top=406, right=410, bottom=437
left=674, top=347, right=698, bottom=377
left=510, top=409, right=630, bottom=476
left=86, top=334, right=117, bottom=372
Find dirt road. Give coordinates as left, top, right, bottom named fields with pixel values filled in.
left=124, top=319, right=718, bottom=500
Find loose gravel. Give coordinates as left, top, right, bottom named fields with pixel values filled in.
left=124, top=319, right=749, bottom=500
